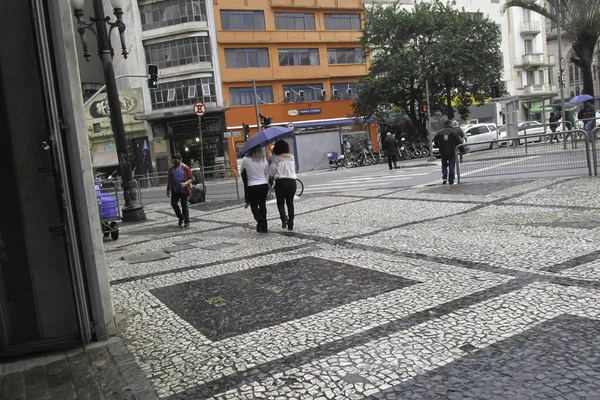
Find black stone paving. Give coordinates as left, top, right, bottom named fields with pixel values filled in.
left=366, top=314, right=600, bottom=399
left=0, top=340, right=157, bottom=400
left=151, top=256, right=417, bottom=341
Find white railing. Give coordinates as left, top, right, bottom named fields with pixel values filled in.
left=521, top=21, right=541, bottom=33
left=523, top=84, right=548, bottom=94
left=523, top=53, right=545, bottom=65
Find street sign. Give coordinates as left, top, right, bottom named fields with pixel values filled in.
left=224, top=131, right=241, bottom=139
left=194, top=101, right=206, bottom=117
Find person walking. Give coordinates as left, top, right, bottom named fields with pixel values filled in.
left=167, top=154, right=194, bottom=227
left=549, top=112, right=560, bottom=143
left=433, top=120, right=462, bottom=185
left=269, top=140, right=297, bottom=230
left=578, top=100, right=596, bottom=138
left=383, top=132, right=398, bottom=170
left=241, top=147, right=270, bottom=233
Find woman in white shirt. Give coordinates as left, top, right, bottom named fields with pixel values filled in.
left=241, top=147, right=270, bottom=232
left=269, top=140, right=297, bottom=230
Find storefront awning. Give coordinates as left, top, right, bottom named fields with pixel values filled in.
left=293, top=117, right=375, bottom=129
left=92, top=151, right=119, bottom=169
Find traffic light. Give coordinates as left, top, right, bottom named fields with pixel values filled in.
left=561, top=71, right=566, bottom=88
left=260, top=114, right=273, bottom=128
left=242, top=123, right=250, bottom=140
left=148, top=64, right=159, bottom=89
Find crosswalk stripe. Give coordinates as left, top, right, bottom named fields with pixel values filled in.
left=327, top=172, right=430, bottom=183
left=305, top=177, right=414, bottom=189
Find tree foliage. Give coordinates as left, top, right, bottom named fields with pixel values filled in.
left=354, top=1, right=504, bottom=128
left=502, top=0, right=600, bottom=97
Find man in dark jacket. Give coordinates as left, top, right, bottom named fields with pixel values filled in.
left=383, top=132, right=398, bottom=170
left=167, top=154, right=194, bottom=227
left=578, top=100, right=596, bottom=137
left=433, top=120, right=462, bottom=185
left=549, top=112, right=560, bottom=143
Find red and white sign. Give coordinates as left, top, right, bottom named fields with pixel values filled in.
left=193, top=101, right=206, bottom=117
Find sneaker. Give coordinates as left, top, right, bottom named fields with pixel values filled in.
left=178, top=217, right=184, bottom=226
left=282, top=220, right=288, bottom=229
left=287, top=220, right=294, bottom=231
left=184, top=220, right=190, bottom=228
left=443, top=179, right=447, bottom=185
left=449, top=181, right=454, bottom=185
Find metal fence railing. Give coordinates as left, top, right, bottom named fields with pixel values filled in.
left=589, top=127, right=600, bottom=177
left=191, top=167, right=241, bottom=201
left=455, top=129, right=592, bottom=184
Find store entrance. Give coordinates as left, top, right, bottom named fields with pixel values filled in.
left=171, top=135, right=224, bottom=170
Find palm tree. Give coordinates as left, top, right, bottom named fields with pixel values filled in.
left=503, top=0, right=600, bottom=97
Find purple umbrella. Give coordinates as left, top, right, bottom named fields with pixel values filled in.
left=570, top=94, right=594, bottom=103
left=239, top=126, right=294, bottom=155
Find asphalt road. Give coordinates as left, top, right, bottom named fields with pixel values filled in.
left=117, top=142, right=595, bottom=207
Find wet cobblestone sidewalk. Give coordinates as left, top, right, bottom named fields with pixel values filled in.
left=6, top=176, right=600, bottom=399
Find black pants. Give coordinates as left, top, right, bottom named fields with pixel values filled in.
left=441, top=155, right=456, bottom=182
left=171, top=192, right=189, bottom=222
left=247, top=184, right=269, bottom=226
left=275, top=178, right=296, bottom=222
left=387, top=154, right=397, bottom=170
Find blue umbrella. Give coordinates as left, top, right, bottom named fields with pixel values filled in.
left=570, top=94, right=594, bottom=103
left=239, top=126, right=294, bottom=155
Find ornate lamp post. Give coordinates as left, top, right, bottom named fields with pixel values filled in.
left=71, top=0, right=146, bottom=222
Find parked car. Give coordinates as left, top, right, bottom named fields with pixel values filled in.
left=496, top=121, right=550, bottom=146
left=462, top=123, right=498, bottom=151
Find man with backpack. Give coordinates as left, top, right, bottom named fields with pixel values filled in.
left=433, top=120, right=463, bottom=185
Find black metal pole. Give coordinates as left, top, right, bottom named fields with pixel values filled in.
left=92, top=0, right=145, bottom=221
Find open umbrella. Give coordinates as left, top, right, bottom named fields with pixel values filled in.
left=239, top=125, right=294, bottom=155
left=570, top=94, right=594, bottom=103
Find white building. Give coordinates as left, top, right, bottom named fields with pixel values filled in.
left=77, top=0, right=227, bottom=175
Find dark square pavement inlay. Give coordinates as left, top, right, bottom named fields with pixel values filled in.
left=421, top=181, right=523, bottom=196
left=151, top=256, right=418, bottom=341
left=369, top=314, right=600, bottom=399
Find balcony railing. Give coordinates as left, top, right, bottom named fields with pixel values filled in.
left=523, top=84, right=551, bottom=94
left=520, top=21, right=541, bottom=35
left=523, top=53, right=546, bottom=68
left=270, top=0, right=364, bottom=9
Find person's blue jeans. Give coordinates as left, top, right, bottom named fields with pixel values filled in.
left=441, top=155, right=456, bottom=183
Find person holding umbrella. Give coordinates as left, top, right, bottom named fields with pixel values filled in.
left=241, top=146, right=270, bottom=233
left=269, top=140, right=297, bottom=230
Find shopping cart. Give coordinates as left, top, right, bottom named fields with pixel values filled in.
left=96, top=184, right=120, bottom=240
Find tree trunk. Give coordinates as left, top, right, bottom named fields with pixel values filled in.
left=581, top=61, right=595, bottom=97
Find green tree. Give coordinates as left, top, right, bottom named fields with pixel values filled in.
left=354, top=1, right=503, bottom=126
left=502, top=0, right=600, bottom=97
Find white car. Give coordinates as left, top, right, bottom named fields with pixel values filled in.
left=498, top=121, right=549, bottom=145
left=462, top=123, right=498, bottom=151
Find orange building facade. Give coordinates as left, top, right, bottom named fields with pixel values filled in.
left=212, top=0, right=378, bottom=171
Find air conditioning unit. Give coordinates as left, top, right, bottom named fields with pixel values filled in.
left=167, top=89, right=176, bottom=101
left=284, top=91, right=291, bottom=99
left=332, top=88, right=339, bottom=99
left=298, top=90, right=305, bottom=99
left=320, top=90, right=326, bottom=99
left=346, top=88, right=353, bottom=97
left=187, top=86, right=196, bottom=98
left=201, top=83, right=211, bottom=96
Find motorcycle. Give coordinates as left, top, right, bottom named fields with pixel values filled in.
left=327, top=152, right=347, bottom=170
left=397, top=138, right=413, bottom=160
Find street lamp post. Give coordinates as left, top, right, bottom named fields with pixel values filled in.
left=71, top=0, right=146, bottom=222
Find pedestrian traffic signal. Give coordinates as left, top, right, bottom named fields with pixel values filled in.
left=148, top=64, right=159, bottom=89
left=242, top=123, right=250, bottom=140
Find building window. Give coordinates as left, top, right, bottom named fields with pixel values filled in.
left=517, top=71, right=523, bottom=87
left=491, top=0, right=499, bottom=3
left=526, top=71, right=535, bottom=85
left=569, top=64, right=574, bottom=83
left=523, top=9, right=531, bottom=22
left=139, top=0, right=206, bottom=31
left=283, top=83, right=323, bottom=102
left=220, top=10, right=265, bottom=31
left=224, top=48, right=270, bottom=68
left=323, top=14, right=361, bottom=30
left=548, top=68, right=554, bottom=85
left=145, top=37, right=211, bottom=69
left=468, top=12, right=484, bottom=21
left=327, top=48, right=364, bottom=64
left=229, top=86, right=274, bottom=106
left=574, top=65, right=581, bottom=82
left=538, top=70, right=545, bottom=85
left=278, top=48, right=320, bottom=66
left=523, top=39, right=533, bottom=54
left=274, top=13, right=315, bottom=30
left=331, top=82, right=359, bottom=99
left=151, top=76, right=216, bottom=110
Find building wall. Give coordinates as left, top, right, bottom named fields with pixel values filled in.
left=214, top=0, right=376, bottom=169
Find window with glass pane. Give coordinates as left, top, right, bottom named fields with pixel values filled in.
left=224, top=49, right=269, bottom=68
left=569, top=65, right=574, bottom=82
left=523, top=39, right=533, bottom=54
left=283, top=84, right=323, bottom=102
left=274, top=13, right=315, bottom=30
left=548, top=68, right=554, bottom=85
left=151, top=76, right=216, bottom=110
left=229, top=86, right=274, bottom=106
left=220, top=10, right=265, bottom=31
left=323, top=14, right=361, bottom=30
left=278, top=49, right=320, bottom=66
left=331, top=82, right=359, bottom=99
left=526, top=71, right=535, bottom=85
left=538, top=70, right=544, bottom=84
left=139, top=0, right=207, bottom=31
left=145, top=37, right=211, bottom=69
left=327, top=48, right=364, bottom=64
